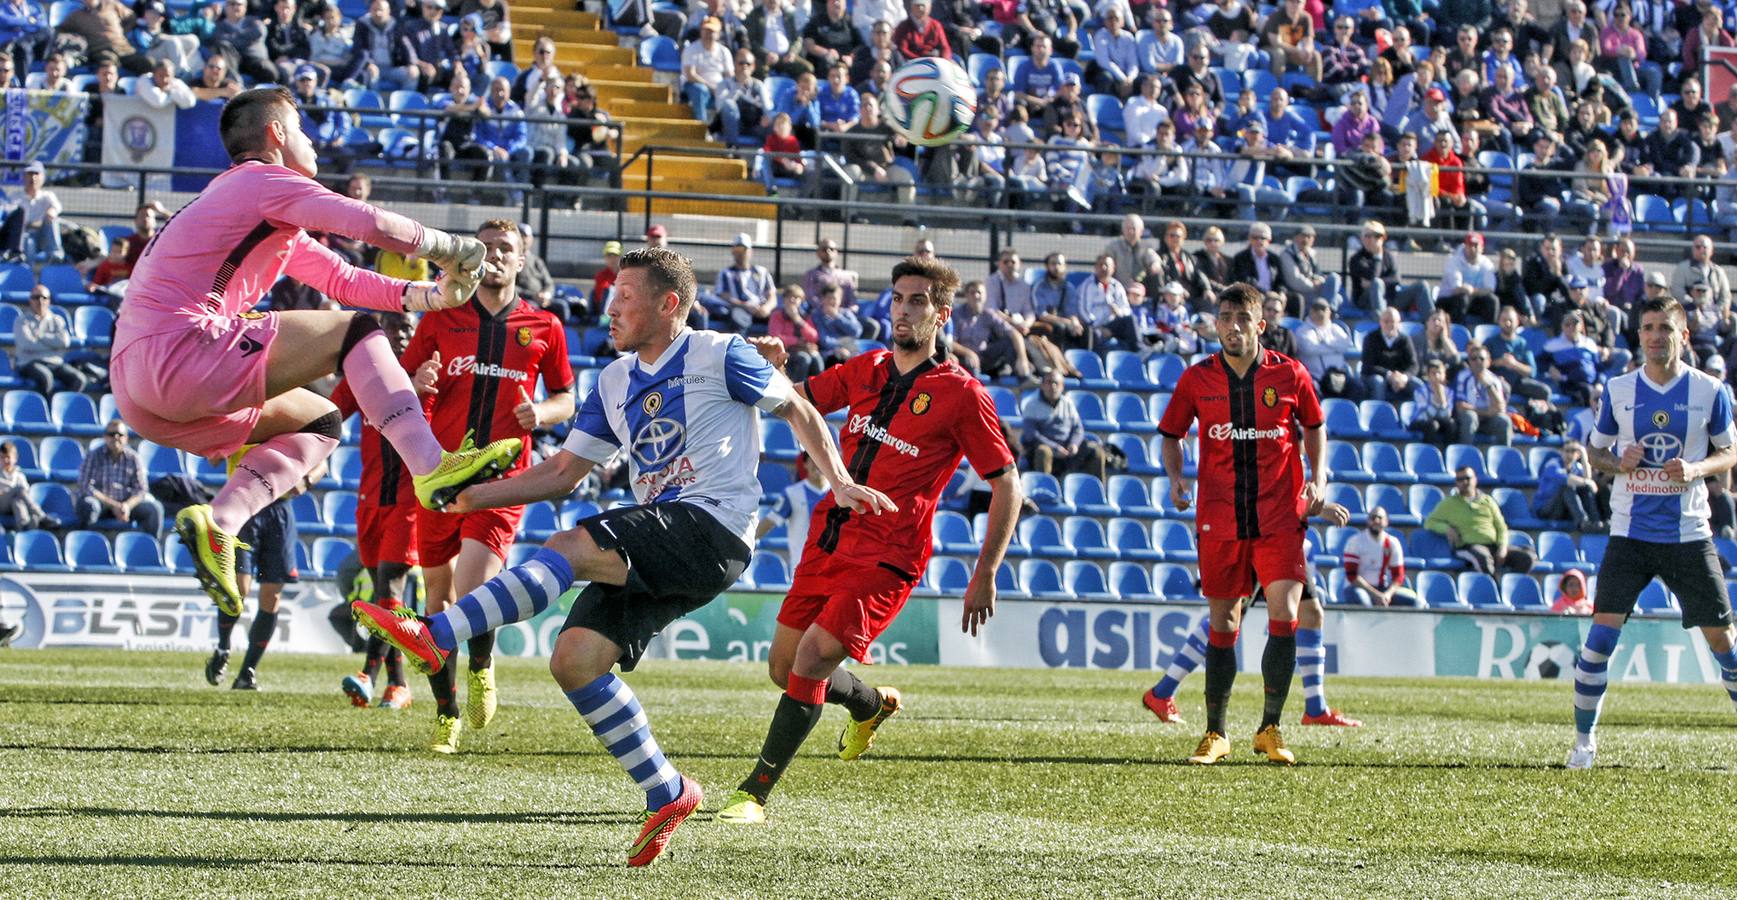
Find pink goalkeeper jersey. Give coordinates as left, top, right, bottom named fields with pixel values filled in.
left=115, top=161, right=425, bottom=348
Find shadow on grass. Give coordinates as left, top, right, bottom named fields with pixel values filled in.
left=0, top=852, right=620, bottom=871
left=2, top=806, right=644, bottom=827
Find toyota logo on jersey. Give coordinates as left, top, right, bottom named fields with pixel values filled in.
left=1206, top=423, right=1287, bottom=441
left=1637, top=431, right=1683, bottom=467
left=447, top=355, right=529, bottom=382
left=632, top=417, right=687, bottom=469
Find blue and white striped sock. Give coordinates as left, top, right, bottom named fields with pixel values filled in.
left=426, top=549, right=574, bottom=651
left=566, top=673, right=683, bottom=811
left=1573, top=623, right=1622, bottom=738
left=1151, top=616, right=1209, bottom=700
left=1297, top=626, right=1328, bottom=718
left=1711, top=646, right=1737, bottom=714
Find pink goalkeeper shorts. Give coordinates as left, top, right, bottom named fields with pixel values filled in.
left=111, top=311, right=281, bottom=459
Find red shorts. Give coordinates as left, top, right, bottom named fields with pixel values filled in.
left=1197, top=530, right=1308, bottom=601
left=776, top=553, right=919, bottom=663
left=415, top=503, right=522, bottom=567
left=357, top=501, right=419, bottom=569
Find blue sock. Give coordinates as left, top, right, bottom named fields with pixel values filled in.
left=1573, top=623, right=1622, bottom=738
left=1712, top=646, right=1737, bottom=713
left=566, top=673, right=682, bottom=811
left=427, top=549, right=574, bottom=651
left=1152, top=616, right=1209, bottom=699
left=1296, top=627, right=1328, bottom=718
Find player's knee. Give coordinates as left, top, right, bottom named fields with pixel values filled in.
left=335, top=313, right=383, bottom=377
left=767, top=657, right=791, bottom=688
left=298, top=409, right=343, bottom=440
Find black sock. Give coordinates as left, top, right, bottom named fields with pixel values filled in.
left=825, top=669, right=882, bottom=721
left=1204, top=643, right=1238, bottom=736
left=739, top=695, right=825, bottom=804
left=468, top=632, right=495, bottom=671
left=1260, top=632, right=1297, bottom=729
left=216, top=610, right=240, bottom=651
left=385, top=648, right=406, bottom=687
left=429, top=666, right=460, bottom=718
left=239, top=610, right=278, bottom=672
left=363, top=635, right=387, bottom=682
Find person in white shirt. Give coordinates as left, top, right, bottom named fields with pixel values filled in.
left=1437, top=231, right=1500, bottom=323
left=1138, top=7, right=1183, bottom=75
left=681, top=17, right=735, bottom=122
left=1077, top=252, right=1138, bottom=350
left=1565, top=234, right=1606, bottom=298
left=1342, top=506, right=1419, bottom=606
left=756, top=453, right=829, bottom=570
left=6, top=161, right=61, bottom=263
left=1122, top=74, right=1167, bottom=148
left=137, top=58, right=197, bottom=109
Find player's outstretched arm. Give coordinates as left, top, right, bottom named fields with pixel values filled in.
left=1301, top=423, right=1329, bottom=512
left=776, top=393, right=897, bottom=516
left=963, top=470, right=1023, bottom=636
left=1159, top=435, right=1193, bottom=511
left=452, top=448, right=594, bottom=512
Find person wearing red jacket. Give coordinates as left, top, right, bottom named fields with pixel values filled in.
left=892, top=0, right=949, bottom=59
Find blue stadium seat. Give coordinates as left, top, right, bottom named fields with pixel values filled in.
left=639, top=36, right=681, bottom=72
left=331, top=446, right=362, bottom=489
left=165, top=533, right=193, bottom=574
left=1107, top=517, right=1161, bottom=561
left=1362, top=400, right=1410, bottom=441
left=289, top=492, right=328, bottom=537
left=1087, top=94, right=1125, bottom=141
left=1408, top=529, right=1462, bottom=570
left=1066, top=350, right=1113, bottom=388
left=4, top=390, right=53, bottom=433
left=750, top=552, right=791, bottom=589
left=1064, top=517, right=1116, bottom=560
left=1065, top=560, right=1115, bottom=599
left=312, top=537, right=353, bottom=578
left=1503, top=573, right=1545, bottom=610
left=28, top=483, right=73, bottom=526
left=1326, top=440, right=1371, bottom=482
left=15, top=529, right=69, bottom=572
left=1148, top=392, right=1172, bottom=423
left=994, top=559, right=1019, bottom=593
left=1323, top=483, right=1365, bottom=523
left=760, top=417, right=799, bottom=461
left=1019, top=559, right=1067, bottom=598
left=1417, top=571, right=1463, bottom=607
left=1153, top=562, right=1198, bottom=600
left=933, top=510, right=977, bottom=556
left=139, top=441, right=186, bottom=479
left=39, top=264, right=89, bottom=304
left=1405, top=444, right=1452, bottom=484
left=388, top=89, right=431, bottom=128
left=1148, top=354, right=1187, bottom=390
left=38, top=435, right=83, bottom=482
left=1636, top=581, right=1676, bottom=613
left=1457, top=572, right=1507, bottom=609
left=1445, top=444, right=1490, bottom=480
left=987, top=385, right=1020, bottom=420
left=1064, top=474, right=1114, bottom=516
left=1487, top=445, right=1532, bottom=487
left=1105, top=433, right=1159, bottom=475
left=1019, top=516, right=1070, bottom=556
left=1326, top=568, right=1360, bottom=605
left=1105, top=350, right=1152, bottom=388
left=321, top=492, right=357, bottom=537
left=1408, top=484, right=1443, bottom=522
left=1074, top=391, right=1113, bottom=432
left=1674, top=197, right=1712, bottom=231
left=1110, top=560, right=1157, bottom=599
left=1635, top=194, right=1674, bottom=232
left=0, top=263, right=35, bottom=300
left=73, top=305, right=113, bottom=347
left=499, top=543, right=536, bottom=569
left=1718, top=537, right=1737, bottom=576
left=1107, top=391, right=1155, bottom=433
left=520, top=501, right=559, bottom=542
left=929, top=556, right=972, bottom=592
left=7, top=437, right=41, bottom=481
left=1365, top=483, right=1415, bottom=526
left=967, top=51, right=1002, bottom=86
left=1493, top=487, right=1545, bottom=530
left=757, top=461, right=791, bottom=498
left=1108, top=475, right=1156, bottom=518
left=1022, top=472, right=1069, bottom=513
left=1322, top=398, right=1369, bottom=439
left=51, top=392, right=101, bottom=436
left=114, top=530, right=167, bottom=574
left=1152, top=520, right=1197, bottom=562
left=344, top=88, right=391, bottom=129
left=64, top=530, right=118, bottom=573
left=1536, top=531, right=1586, bottom=574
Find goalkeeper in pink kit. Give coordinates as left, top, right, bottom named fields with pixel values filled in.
left=112, top=87, right=521, bottom=615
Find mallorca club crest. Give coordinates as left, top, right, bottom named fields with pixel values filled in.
left=516, top=325, right=533, bottom=347
left=1262, top=386, right=1278, bottom=408
left=910, top=392, right=932, bottom=415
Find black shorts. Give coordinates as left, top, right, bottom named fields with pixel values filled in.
left=561, top=501, right=751, bottom=671
left=1593, top=535, right=1733, bottom=629
left=236, top=500, right=299, bottom=585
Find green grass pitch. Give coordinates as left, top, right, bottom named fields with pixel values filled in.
left=1, top=648, right=1732, bottom=897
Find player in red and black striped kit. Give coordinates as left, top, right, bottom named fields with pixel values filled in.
left=1155, top=283, right=1329, bottom=766
left=716, top=255, right=1025, bottom=825
left=334, top=311, right=425, bottom=710
left=398, top=220, right=575, bottom=753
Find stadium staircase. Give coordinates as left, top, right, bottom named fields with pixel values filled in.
left=511, top=0, right=771, bottom=218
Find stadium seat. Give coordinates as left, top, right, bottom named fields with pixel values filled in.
left=138, top=441, right=186, bottom=479
left=1064, top=517, right=1116, bottom=560
left=1109, top=560, right=1157, bottom=600
left=51, top=392, right=101, bottom=437
left=929, top=556, right=972, bottom=593
left=64, top=530, right=118, bottom=573
left=1073, top=391, right=1112, bottom=432
left=1359, top=441, right=1405, bottom=481
left=1457, top=572, right=1507, bottom=609
left=1718, top=537, right=1737, bottom=577
left=520, top=501, right=559, bottom=542
left=29, top=482, right=74, bottom=524
left=750, top=553, right=791, bottom=589
left=987, top=385, right=1020, bottom=421
left=1106, top=350, right=1152, bottom=389
left=1148, top=392, right=1172, bottom=423
left=1536, top=531, right=1588, bottom=574
left=38, top=435, right=84, bottom=482
left=1408, top=484, right=1443, bottom=522
left=1636, top=581, right=1676, bottom=614
left=1064, top=560, right=1115, bottom=599
left=1326, top=568, right=1362, bottom=605
left=639, top=36, right=681, bottom=72
left=1152, top=520, right=1197, bottom=562
left=506, top=543, right=540, bottom=569
left=15, top=529, right=69, bottom=572
left=1326, top=440, right=1371, bottom=483
left=1022, top=472, right=1069, bottom=513
left=1416, top=571, right=1463, bottom=607
left=967, top=51, right=1002, bottom=86
left=7, top=437, right=41, bottom=481
left=311, top=537, right=353, bottom=578
left=1502, top=573, right=1545, bottom=610
left=760, top=418, right=799, bottom=461
left=331, top=446, right=362, bottom=489
left=1148, top=354, right=1187, bottom=390
left=1408, top=529, right=1462, bottom=570
left=933, top=510, right=978, bottom=556
left=388, top=89, right=431, bottom=128
left=1405, top=444, right=1452, bottom=484
left=1444, top=444, right=1490, bottom=481
left=994, top=559, right=1019, bottom=593
left=1674, top=197, right=1712, bottom=231
left=0, top=263, right=35, bottom=300
left=1322, top=399, right=1369, bottom=439
left=757, top=461, right=791, bottom=499
left=1104, top=476, right=1153, bottom=519
left=321, top=492, right=358, bottom=537
left=1635, top=194, right=1674, bottom=232
left=39, top=264, right=90, bottom=305
left=1105, top=433, right=1159, bottom=475
left=1493, top=487, right=1546, bottom=530
left=1065, top=349, right=1113, bottom=389
left=289, top=492, right=329, bottom=537
left=4, top=390, right=53, bottom=434
left=1580, top=533, right=1608, bottom=565
left=1063, top=473, right=1114, bottom=516
left=1019, top=516, right=1070, bottom=556
left=1107, top=517, right=1161, bottom=561
left=1323, top=483, right=1365, bottom=523
left=1107, top=391, right=1155, bottom=433
left=1365, top=483, right=1415, bottom=526
left=0, top=533, right=18, bottom=570
left=165, top=533, right=193, bottom=574
left=1487, top=445, right=1532, bottom=487
left=1152, top=562, right=1198, bottom=600
left=344, top=88, right=391, bottom=129
left=1361, top=401, right=1410, bottom=441
left=1086, top=94, right=1125, bottom=142
left=1018, top=559, right=1067, bottom=598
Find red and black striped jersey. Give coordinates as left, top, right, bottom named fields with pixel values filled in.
left=1157, top=350, right=1322, bottom=542
left=799, top=350, right=1015, bottom=579
left=332, top=377, right=415, bottom=510
left=400, top=297, right=574, bottom=473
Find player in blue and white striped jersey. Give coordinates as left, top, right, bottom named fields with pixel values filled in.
left=1569, top=297, right=1737, bottom=769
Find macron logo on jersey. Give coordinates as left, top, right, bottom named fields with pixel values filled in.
left=1207, top=423, right=1286, bottom=441
left=447, top=355, right=529, bottom=382
left=849, top=414, right=920, bottom=457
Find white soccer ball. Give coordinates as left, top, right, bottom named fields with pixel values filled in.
left=882, top=57, right=977, bottom=148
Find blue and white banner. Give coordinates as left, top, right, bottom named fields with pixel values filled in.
left=102, top=95, right=232, bottom=192
left=2, top=88, right=88, bottom=184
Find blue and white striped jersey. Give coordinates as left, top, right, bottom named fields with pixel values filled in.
left=563, top=329, right=794, bottom=546
left=1591, top=365, right=1735, bottom=543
